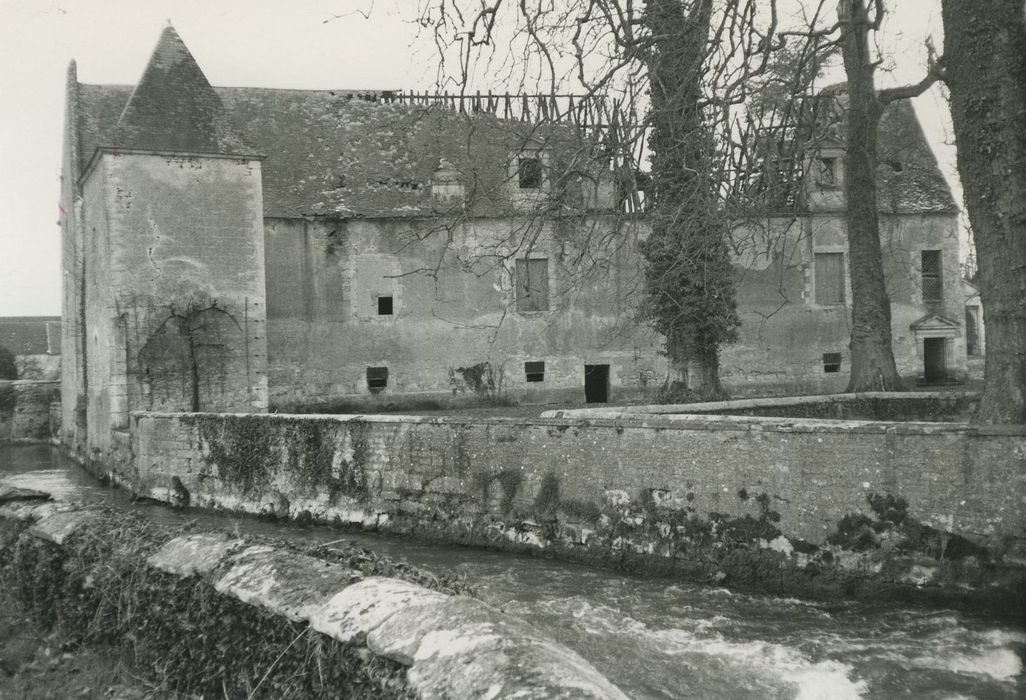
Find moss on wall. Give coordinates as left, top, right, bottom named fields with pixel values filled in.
left=189, top=415, right=370, bottom=504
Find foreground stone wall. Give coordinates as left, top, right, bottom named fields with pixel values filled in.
left=0, top=500, right=626, bottom=698
left=129, top=411, right=1024, bottom=543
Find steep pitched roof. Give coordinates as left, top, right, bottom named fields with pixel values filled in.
left=110, top=25, right=253, bottom=156
left=810, top=84, right=958, bottom=214
left=68, top=41, right=956, bottom=218
left=875, top=99, right=957, bottom=214
left=76, top=84, right=587, bottom=218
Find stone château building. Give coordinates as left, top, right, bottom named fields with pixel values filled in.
left=59, top=25, right=966, bottom=460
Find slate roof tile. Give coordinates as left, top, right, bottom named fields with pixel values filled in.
left=70, top=47, right=956, bottom=218
left=110, top=25, right=254, bottom=157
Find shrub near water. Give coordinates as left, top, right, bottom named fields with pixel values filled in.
left=0, top=511, right=426, bottom=699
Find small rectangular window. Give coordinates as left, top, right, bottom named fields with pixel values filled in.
left=515, top=258, right=549, bottom=312
left=525, top=361, right=545, bottom=383
left=377, top=296, right=393, bottom=315
left=518, top=156, right=543, bottom=189
left=965, top=308, right=981, bottom=356
left=822, top=352, right=842, bottom=373
left=814, top=252, right=845, bottom=305
left=921, top=250, right=943, bottom=302
left=815, top=157, right=837, bottom=186
left=366, top=367, right=388, bottom=392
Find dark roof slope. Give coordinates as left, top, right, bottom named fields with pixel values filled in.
left=875, top=99, right=957, bottom=213
left=811, top=84, right=957, bottom=213
left=110, top=25, right=253, bottom=156
left=77, top=84, right=588, bottom=218
left=0, top=317, right=61, bottom=355
left=71, top=75, right=955, bottom=217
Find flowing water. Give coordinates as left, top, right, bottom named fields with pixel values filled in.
left=2, top=444, right=1023, bottom=699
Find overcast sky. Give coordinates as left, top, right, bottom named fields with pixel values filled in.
left=0, top=0, right=957, bottom=316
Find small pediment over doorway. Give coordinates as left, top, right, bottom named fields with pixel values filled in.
left=910, top=313, right=961, bottom=338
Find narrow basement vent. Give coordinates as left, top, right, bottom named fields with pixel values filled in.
left=525, top=361, right=545, bottom=383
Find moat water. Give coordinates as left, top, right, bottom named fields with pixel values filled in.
left=2, top=444, right=1023, bottom=699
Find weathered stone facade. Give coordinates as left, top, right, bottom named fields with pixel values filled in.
left=264, top=215, right=660, bottom=408
left=61, top=29, right=269, bottom=462
left=60, top=25, right=967, bottom=460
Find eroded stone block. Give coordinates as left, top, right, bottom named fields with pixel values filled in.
left=310, top=577, right=448, bottom=645
left=366, top=595, right=503, bottom=665
left=214, top=546, right=359, bottom=622
left=410, top=629, right=630, bottom=699
left=28, top=509, right=100, bottom=544
left=0, top=486, right=53, bottom=504
left=147, top=532, right=243, bottom=577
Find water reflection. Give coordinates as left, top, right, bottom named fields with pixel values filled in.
left=2, top=444, right=1023, bottom=699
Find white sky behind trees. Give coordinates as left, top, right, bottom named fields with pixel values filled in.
left=0, top=0, right=959, bottom=316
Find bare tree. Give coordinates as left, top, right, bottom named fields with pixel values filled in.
left=831, top=0, right=943, bottom=391
left=405, top=0, right=838, bottom=393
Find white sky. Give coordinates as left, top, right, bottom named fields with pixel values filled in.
left=0, top=0, right=959, bottom=316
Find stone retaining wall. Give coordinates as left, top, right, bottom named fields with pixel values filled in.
left=131, top=411, right=1025, bottom=542
left=120, top=410, right=1026, bottom=611
left=0, top=499, right=626, bottom=698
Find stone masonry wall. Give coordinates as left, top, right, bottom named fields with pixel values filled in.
left=0, top=381, right=60, bottom=443
left=126, top=411, right=1026, bottom=608
left=264, top=216, right=663, bottom=409
left=130, top=412, right=1025, bottom=545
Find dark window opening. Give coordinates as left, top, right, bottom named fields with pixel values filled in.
left=515, top=258, right=550, bottom=312
left=814, top=252, right=845, bottom=305
left=525, top=361, right=545, bottom=383
left=888, top=160, right=903, bottom=173
left=822, top=352, right=842, bottom=373
left=965, top=308, right=981, bottom=356
left=366, top=367, right=388, bottom=392
left=816, top=157, right=837, bottom=186
left=921, top=250, right=943, bottom=303
left=518, top=156, right=543, bottom=189
left=923, top=338, right=947, bottom=383
left=377, top=296, right=393, bottom=315
left=584, top=364, right=610, bottom=403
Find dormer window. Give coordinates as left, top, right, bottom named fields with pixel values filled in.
left=815, top=157, right=837, bottom=187
left=518, top=156, right=543, bottom=189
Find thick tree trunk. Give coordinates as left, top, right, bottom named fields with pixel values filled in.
left=941, top=0, right=1026, bottom=424
left=839, top=0, right=905, bottom=392
left=642, top=0, right=737, bottom=401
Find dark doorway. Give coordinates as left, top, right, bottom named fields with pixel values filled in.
left=923, top=338, right=947, bottom=383
left=584, top=364, right=610, bottom=403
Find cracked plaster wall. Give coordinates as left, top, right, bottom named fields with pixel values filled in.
left=724, top=211, right=965, bottom=394
left=264, top=215, right=664, bottom=407
left=79, top=152, right=268, bottom=460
